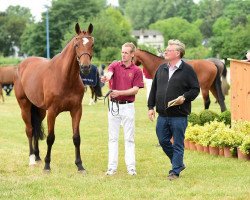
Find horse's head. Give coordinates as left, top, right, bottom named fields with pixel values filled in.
left=74, top=23, right=94, bottom=76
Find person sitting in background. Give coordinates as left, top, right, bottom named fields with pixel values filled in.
left=246, top=50, right=250, bottom=62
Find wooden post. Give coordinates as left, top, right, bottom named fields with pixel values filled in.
left=229, top=59, right=250, bottom=121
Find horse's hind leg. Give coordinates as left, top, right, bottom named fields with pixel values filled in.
left=14, top=79, right=37, bottom=165
left=210, top=84, right=226, bottom=112
left=71, top=106, right=85, bottom=172
left=0, top=84, right=4, bottom=102
left=89, top=86, right=95, bottom=105
left=201, top=88, right=210, bottom=109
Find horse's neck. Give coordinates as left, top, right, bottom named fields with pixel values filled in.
left=141, top=52, right=165, bottom=76
left=59, top=42, right=79, bottom=82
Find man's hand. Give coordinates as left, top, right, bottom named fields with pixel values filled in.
left=110, top=90, right=120, bottom=98
left=101, top=72, right=113, bottom=83
left=175, top=95, right=185, bottom=105
left=148, top=109, right=155, bottom=121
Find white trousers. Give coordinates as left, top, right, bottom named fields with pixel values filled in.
left=108, top=102, right=135, bottom=171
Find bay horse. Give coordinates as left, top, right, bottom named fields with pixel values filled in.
left=206, top=58, right=230, bottom=96
left=14, top=23, right=94, bottom=172
left=0, top=66, right=17, bottom=102
left=134, top=49, right=226, bottom=112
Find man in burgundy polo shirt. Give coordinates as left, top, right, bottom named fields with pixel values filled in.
left=101, top=42, right=144, bottom=176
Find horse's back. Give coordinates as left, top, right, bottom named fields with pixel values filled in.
left=0, top=66, right=17, bottom=84
left=207, top=58, right=225, bottom=77
left=19, top=57, right=48, bottom=75
left=186, top=60, right=217, bottom=87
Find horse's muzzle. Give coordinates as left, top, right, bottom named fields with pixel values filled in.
left=80, top=65, right=91, bottom=76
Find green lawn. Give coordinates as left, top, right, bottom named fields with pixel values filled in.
left=0, top=87, right=249, bottom=200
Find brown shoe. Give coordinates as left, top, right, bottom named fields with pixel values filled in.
left=167, top=173, right=179, bottom=181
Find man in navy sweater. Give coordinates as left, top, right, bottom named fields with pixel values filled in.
left=147, top=39, right=200, bottom=180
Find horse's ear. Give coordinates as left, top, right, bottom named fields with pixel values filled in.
left=75, top=23, right=81, bottom=34
left=87, top=23, right=93, bottom=34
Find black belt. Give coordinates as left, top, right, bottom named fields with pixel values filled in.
left=111, top=99, right=134, bottom=104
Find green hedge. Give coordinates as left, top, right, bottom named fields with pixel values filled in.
left=188, top=110, right=231, bottom=126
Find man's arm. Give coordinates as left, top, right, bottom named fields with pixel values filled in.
left=110, top=86, right=139, bottom=98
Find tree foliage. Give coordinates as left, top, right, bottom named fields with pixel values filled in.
left=1, top=0, right=249, bottom=60
left=21, top=0, right=105, bottom=57
left=0, top=6, right=32, bottom=56
left=62, top=7, right=135, bottom=62
left=149, top=17, right=202, bottom=48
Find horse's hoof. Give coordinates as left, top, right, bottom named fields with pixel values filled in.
left=78, top=169, right=87, bottom=175
left=29, top=163, right=36, bottom=167
left=36, top=160, right=43, bottom=165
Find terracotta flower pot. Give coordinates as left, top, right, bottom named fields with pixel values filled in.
left=237, top=148, right=250, bottom=160
left=219, top=148, right=224, bottom=156
left=209, top=146, right=219, bottom=156
left=203, top=146, right=209, bottom=154
left=184, top=140, right=190, bottom=149
left=223, top=147, right=233, bottom=158
left=189, top=141, right=197, bottom=151
left=196, top=143, right=204, bottom=152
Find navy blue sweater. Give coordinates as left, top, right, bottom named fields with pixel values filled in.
left=148, top=61, right=200, bottom=117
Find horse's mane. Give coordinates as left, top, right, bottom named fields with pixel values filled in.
left=138, top=49, right=163, bottom=59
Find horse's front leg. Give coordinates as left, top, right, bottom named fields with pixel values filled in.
left=70, top=106, right=85, bottom=172
left=44, top=110, right=56, bottom=171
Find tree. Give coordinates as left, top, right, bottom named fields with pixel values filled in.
left=149, top=17, right=202, bottom=48
left=196, top=0, right=225, bottom=38
left=0, top=6, right=32, bottom=56
left=21, top=0, right=105, bottom=57
left=62, top=7, right=135, bottom=62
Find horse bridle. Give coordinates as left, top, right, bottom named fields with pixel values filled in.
left=75, top=36, right=94, bottom=61
left=77, top=52, right=92, bottom=61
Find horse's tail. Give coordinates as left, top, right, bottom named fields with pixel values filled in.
left=31, top=104, right=45, bottom=141
left=93, top=70, right=103, bottom=97
left=221, top=61, right=230, bottom=96
left=214, top=65, right=227, bottom=112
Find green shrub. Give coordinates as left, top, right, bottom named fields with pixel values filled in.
left=239, top=135, right=250, bottom=155
left=185, top=123, right=204, bottom=143
left=199, top=110, right=219, bottom=125
left=218, top=110, right=231, bottom=125
left=232, top=120, right=250, bottom=135
left=188, top=113, right=200, bottom=125
left=0, top=56, right=21, bottom=65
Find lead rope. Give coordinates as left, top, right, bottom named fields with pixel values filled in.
left=100, top=90, right=119, bottom=116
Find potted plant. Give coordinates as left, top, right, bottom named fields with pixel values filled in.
left=238, top=135, right=250, bottom=160
left=185, top=124, right=203, bottom=151
left=216, top=127, right=243, bottom=158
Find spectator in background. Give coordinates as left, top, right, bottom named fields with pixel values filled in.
left=246, top=50, right=250, bottom=62
left=99, top=64, right=106, bottom=88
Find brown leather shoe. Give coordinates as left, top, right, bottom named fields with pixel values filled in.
left=167, top=173, right=179, bottom=181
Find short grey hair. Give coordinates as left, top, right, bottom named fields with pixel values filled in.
left=168, top=39, right=185, bottom=58
left=122, top=42, right=136, bottom=53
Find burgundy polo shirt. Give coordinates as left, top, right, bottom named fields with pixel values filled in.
left=108, top=61, right=144, bottom=102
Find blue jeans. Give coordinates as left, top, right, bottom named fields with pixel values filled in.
left=156, top=116, right=187, bottom=175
